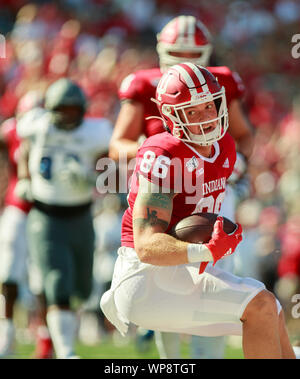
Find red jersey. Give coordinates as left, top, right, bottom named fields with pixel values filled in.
left=118, top=66, right=245, bottom=138
left=278, top=218, right=300, bottom=278
left=121, top=131, right=236, bottom=248
left=1, top=118, right=31, bottom=213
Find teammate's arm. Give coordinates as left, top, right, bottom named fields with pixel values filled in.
left=228, top=99, right=254, bottom=159
left=109, top=100, right=144, bottom=162
left=133, top=175, right=191, bottom=266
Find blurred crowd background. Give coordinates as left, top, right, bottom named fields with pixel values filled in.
left=0, top=0, right=299, bottom=346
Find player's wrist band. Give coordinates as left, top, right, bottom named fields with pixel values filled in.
left=187, top=243, right=213, bottom=263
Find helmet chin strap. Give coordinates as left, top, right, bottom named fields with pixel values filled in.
left=187, top=130, right=205, bottom=144
left=185, top=126, right=219, bottom=146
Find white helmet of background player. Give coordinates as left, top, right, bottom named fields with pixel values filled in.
left=155, top=63, right=228, bottom=146
left=156, top=15, right=213, bottom=70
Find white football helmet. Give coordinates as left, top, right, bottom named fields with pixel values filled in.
left=157, top=15, right=213, bottom=70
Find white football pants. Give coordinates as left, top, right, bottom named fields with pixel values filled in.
left=101, top=246, right=281, bottom=340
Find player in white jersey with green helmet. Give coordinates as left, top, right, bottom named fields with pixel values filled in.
left=16, top=78, right=112, bottom=359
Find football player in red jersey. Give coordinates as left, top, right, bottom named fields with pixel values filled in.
left=0, top=91, right=53, bottom=358
left=101, top=64, right=295, bottom=359
left=0, top=112, right=32, bottom=358
left=110, top=15, right=252, bottom=161
left=109, top=15, right=253, bottom=359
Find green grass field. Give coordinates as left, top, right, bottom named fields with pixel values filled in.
left=10, top=334, right=244, bottom=359
left=1, top=303, right=244, bottom=360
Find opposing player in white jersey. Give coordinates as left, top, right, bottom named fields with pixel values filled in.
left=16, top=78, right=112, bottom=359
left=101, top=63, right=295, bottom=359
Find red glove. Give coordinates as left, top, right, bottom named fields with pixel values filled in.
left=199, top=217, right=243, bottom=274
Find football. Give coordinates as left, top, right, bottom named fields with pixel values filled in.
left=170, top=213, right=237, bottom=243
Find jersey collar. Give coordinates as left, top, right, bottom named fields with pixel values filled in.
left=183, top=141, right=220, bottom=163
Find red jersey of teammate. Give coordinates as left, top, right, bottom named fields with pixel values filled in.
left=118, top=66, right=245, bottom=138
left=277, top=216, right=300, bottom=278
left=121, top=131, right=236, bottom=248
left=1, top=118, right=31, bottom=213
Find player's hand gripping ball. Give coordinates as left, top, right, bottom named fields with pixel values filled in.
left=170, top=212, right=236, bottom=243
left=171, top=213, right=242, bottom=273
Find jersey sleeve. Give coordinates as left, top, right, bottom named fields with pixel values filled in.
left=209, top=66, right=245, bottom=105
left=17, top=107, right=45, bottom=139
left=118, top=72, right=146, bottom=103
left=230, top=70, right=246, bottom=100
left=222, top=132, right=237, bottom=179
